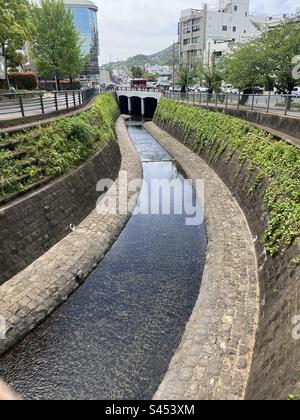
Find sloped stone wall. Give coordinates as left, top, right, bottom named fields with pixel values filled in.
left=154, top=117, right=300, bottom=400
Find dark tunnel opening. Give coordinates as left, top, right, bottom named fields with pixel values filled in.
left=144, top=98, right=158, bottom=118
left=130, top=97, right=142, bottom=116
left=119, top=96, right=129, bottom=114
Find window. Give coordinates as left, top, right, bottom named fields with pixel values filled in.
left=192, top=25, right=200, bottom=32
left=192, top=18, right=201, bottom=25
left=183, top=27, right=191, bottom=34
left=234, top=6, right=238, bottom=11
left=233, top=26, right=237, bottom=32
left=245, top=12, right=248, bottom=17
left=192, top=36, right=201, bottom=44
left=183, top=38, right=190, bottom=45
left=244, top=29, right=247, bottom=33
left=222, top=25, right=228, bottom=31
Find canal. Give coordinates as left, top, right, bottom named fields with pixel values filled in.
left=0, top=119, right=206, bottom=400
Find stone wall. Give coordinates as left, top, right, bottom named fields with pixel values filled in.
left=154, top=117, right=300, bottom=400
left=0, top=140, right=121, bottom=286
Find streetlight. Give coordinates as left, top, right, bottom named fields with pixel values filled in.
left=172, top=41, right=180, bottom=92
left=2, top=41, right=11, bottom=90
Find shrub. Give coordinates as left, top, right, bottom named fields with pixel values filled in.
left=154, top=98, right=300, bottom=256
left=8, top=72, right=38, bottom=90
left=0, top=93, right=119, bottom=198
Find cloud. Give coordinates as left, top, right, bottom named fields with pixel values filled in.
left=94, top=0, right=299, bottom=64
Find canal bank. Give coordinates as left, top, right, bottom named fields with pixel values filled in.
left=144, top=122, right=259, bottom=400
left=0, top=119, right=206, bottom=400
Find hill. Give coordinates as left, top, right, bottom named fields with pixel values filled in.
left=101, top=44, right=179, bottom=70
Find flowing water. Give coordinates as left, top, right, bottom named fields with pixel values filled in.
left=0, top=119, right=206, bottom=400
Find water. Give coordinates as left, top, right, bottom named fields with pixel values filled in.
left=0, top=119, right=206, bottom=400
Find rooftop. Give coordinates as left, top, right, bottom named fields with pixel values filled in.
left=64, top=0, right=98, bottom=12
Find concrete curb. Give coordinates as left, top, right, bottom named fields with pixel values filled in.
left=144, top=122, right=259, bottom=401
left=0, top=116, right=142, bottom=356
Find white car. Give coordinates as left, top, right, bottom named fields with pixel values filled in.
left=292, top=87, right=300, bottom=97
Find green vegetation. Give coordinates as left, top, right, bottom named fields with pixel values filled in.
left=176, top=63, right=199, bottom=93
left=131, top=66, right=144, bottom=79
left=154, top=99, right=300, bottom=256
left=101, top=44, right=180, bottom=71
left=0, top=94, right=119, bottom=200
left=0, top=0, right=32, bottom=88
left=223, top=21, right=300, bottom=92
left=31, top=0, right=83, bottom=86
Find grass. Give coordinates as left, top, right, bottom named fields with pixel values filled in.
left=154, top=98, right=300, bottom=256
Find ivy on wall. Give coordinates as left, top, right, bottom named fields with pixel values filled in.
left=0, top=93, right=119, bottom=200
left=154, top=98, right=300, bottom=256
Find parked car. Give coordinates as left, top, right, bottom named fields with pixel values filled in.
left=291, top=87, right=300, bottom=97
left=196, top=87, right=209, bottom=93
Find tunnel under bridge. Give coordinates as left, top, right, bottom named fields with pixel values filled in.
left=116, top=90, right=162, bottom=118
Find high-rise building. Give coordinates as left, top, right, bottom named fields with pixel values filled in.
left=64, top=0, right=100, bottom=82
left=178, top=0, right=266, bottom=66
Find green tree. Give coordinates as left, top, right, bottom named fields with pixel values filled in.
left=31, top=0, right=83, bottom=88
left=131, top=65, right=144, bottom=78
left=177, top=63, right=199, bottom=93
left=224, top=21, right=300, bottom=93
left=0, top=0, right=32, bottom=88
left=199, top=58, right=223, bottom=93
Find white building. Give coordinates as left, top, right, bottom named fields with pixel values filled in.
left=179, top=0, right=266, bottom=66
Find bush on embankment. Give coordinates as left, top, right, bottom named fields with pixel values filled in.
left=154, top=98, right=300, bottom=257
left=0, top=93, right=119, bottom=201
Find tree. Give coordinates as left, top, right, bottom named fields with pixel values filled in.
left=131, top=65, right=144, bottom=78
left=223, top=21, right=300, bottom=93
left=31, top=0, right=83, bottom=88
left=176, top=63, right=199, bottom=93
left=0, top=0, right=32, bottom=88
left=199, top=58, right=223, bottom=94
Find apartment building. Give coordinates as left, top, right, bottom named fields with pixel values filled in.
left=178, top=0, right=265, bottom=66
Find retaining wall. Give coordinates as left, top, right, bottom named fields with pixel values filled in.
left=154, top=117, right=300, bottom=400
left=0, top=139, right=121, bottom=286
left=196, top=104, right=300, bottom=144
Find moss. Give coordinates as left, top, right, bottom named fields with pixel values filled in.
left=154, top=99, right=300, bottom=256
left=0, top=93, right=119, bottom=199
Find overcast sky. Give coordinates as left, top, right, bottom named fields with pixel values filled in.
left=95, top=0, right=299, bottom=64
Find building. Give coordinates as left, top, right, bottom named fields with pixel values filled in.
left=64, top=0, right=100, bottom=83
left=178, top=0, right=266, bottom=66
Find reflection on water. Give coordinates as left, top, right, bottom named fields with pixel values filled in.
left=0, top=119, right=206, bottom=400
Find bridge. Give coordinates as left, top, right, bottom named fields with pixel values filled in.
left=116, top=87, right=162, bottom=118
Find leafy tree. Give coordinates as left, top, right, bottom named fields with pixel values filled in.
left=199, top=58, right=223, bottom=93
left=176, top=63, right=199, bottom=93
left=0, top=0, right=32, bottom=88
left=31, top=0, right=83, bottom=88
left=224, top=21, right=300, bottom=93
left=131, top=65, right=144, bottom=78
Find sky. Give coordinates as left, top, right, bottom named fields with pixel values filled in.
left=95, top=0, right=299, bottom=64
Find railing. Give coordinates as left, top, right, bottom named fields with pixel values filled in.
left=164, top=91, right=300, bottom=117
left=0, top=88, right=97, bottom=121
left=116, top=86, right=161, bottom=93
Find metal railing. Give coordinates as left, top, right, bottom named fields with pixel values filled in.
left=0, top=88, right=97, bottom=121
left=116, top=86, right=161, bottom=93
left=164, top=91, right=300, bottom=117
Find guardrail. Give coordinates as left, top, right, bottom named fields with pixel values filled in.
left=0, top=88, right=97, bottom=121
left=116, top=86, right=161, bottom=93
left=164, top=91, right=300, bottom=117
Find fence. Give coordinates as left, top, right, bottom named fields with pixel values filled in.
left=0, top=88, right=97, bottom=121
left=164, top=91, right=300, bottom=117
